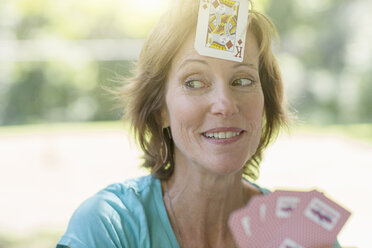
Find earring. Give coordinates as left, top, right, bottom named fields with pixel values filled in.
left=160, top=140, right=169, bottom=165
left=166, top=127, right=172, bottom=140
left=160, top=127, right=170, bottom=165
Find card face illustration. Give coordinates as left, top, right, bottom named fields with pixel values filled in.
left=195, top=0, right=249, bottom=62
left=205, top=0, right=239, bottom=52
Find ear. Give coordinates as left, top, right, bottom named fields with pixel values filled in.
left=161, top=106, right=170, bottom=128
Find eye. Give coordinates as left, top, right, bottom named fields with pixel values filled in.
left=231, top=78, right=255, bottom=86
left=184, top=80, right=206, bottom=89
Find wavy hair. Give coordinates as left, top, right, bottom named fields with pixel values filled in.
left=118, top=0, right=289, bottom=180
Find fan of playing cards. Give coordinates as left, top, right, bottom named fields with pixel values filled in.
left=228, top=190, right=351, bottom=248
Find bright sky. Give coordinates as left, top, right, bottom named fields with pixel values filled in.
left=134, top=0, right=171, bottom=13
left=120, top=0, right=171, bottom=37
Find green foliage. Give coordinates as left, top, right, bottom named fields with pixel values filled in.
left=0, top=61, right=131, bottom=125
left=294, top=123, right=372, bottom=144
left=358, top=75, right=372, bottom=122
left=266, top=0, right=372, bottom=124
left=1, top=0, right=372, bottom=126
left=10, top=0, right=165, bottom=39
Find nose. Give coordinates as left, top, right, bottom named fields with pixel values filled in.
left=210, top=83, right=239, bottom=117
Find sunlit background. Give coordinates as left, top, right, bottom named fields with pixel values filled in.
left=0, top=0, right=371, bottom=247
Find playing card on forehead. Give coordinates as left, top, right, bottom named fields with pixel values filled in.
left=195, top=0, right=249, bottom=62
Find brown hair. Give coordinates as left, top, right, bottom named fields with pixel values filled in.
left=119, top=0, right=289, bottom=180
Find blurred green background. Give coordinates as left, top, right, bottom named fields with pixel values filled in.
left=0, top=0, right=371, bottom=247
left=1, top=0, right=372, bottom=126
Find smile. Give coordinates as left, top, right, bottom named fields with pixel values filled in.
left=202, top=131, right=243, bottom=139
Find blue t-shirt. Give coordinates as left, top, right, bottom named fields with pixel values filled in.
left=57, top=175, right=340, bottom=248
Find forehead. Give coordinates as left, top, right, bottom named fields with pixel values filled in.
left=172, top=30, right=260, bottom=69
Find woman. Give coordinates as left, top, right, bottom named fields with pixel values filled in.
left=56, top=0, right=324, bottom=247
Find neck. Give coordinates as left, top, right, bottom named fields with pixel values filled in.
left=162, top=160, right=259, bottom=247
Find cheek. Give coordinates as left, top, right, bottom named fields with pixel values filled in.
left=242, top=90, right=265, bottom=121
left=166, top=94, right=204, bottom=136
left=242, top=91, right=264, bottom=152
left=166, top=98, right=205, bottom=156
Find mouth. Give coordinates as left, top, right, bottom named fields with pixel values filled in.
left=201, top=130, right=244, bottom=140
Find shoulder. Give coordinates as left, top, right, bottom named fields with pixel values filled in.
left=243, top=179, right=271, bottom=196
left=249, top=181, right=271, bottom=195
left=75, top=175, right=157, bottom=218
left=57, top=175, right=159, bottom=248
left=99, top=174, right=157, bottom=204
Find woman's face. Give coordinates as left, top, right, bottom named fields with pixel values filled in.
left=164, top=31, right=264, bottom=176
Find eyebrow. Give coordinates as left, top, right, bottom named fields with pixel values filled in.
left=177, top=59, right=208, bottom=72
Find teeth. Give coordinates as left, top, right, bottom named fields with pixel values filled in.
left=226, top=132, right=233, bottom=138
left=203, top=131, right=241, bottom=139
